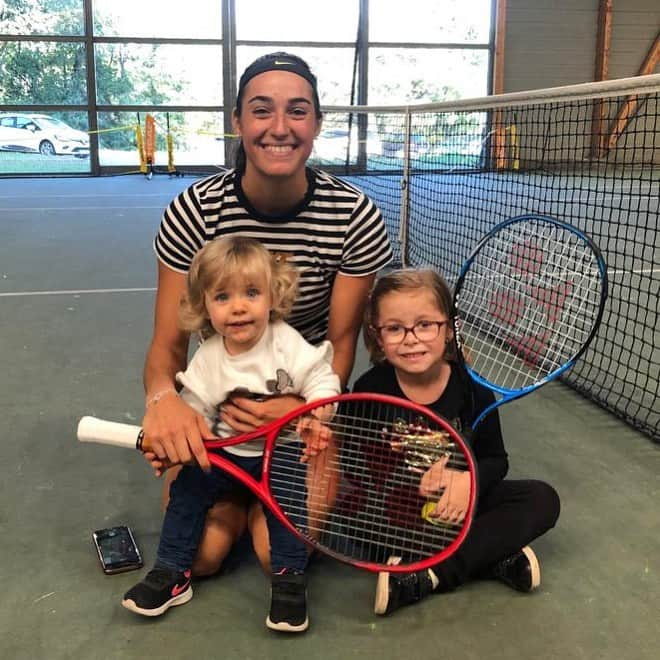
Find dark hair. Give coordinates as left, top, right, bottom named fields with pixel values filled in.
left=233, top=52, right=322, bottom=172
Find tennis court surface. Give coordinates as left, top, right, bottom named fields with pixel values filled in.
left=0, top=175, right=657, bottom=660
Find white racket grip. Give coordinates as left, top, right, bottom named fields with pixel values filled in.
left=77, top=416, right=144, bottom=451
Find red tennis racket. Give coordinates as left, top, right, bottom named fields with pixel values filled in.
left=77, top=393, right=477, bottom=573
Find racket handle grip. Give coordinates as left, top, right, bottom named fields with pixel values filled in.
left=77, top=416, right=144, bottom=450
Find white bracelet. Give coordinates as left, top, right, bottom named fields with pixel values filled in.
left=145, top=388, right=178, bottom=408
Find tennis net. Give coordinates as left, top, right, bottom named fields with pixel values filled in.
left=312, top=74, right=660, bottom=442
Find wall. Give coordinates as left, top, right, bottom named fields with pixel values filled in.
left=504, top=0, right=659, bottom=92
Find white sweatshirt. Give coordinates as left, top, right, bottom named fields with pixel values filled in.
left=176, top=320, right=341, bottom=456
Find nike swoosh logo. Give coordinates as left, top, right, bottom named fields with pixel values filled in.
left=171, top=573, right=191, bottom=597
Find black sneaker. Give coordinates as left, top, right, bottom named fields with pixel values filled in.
left=374, top=556, right=435, bottom=616
left=491, top=546, right=541, bottom=592
left=122, top=566, right=193, bottom=616
left=266, top=572, right=308, bottom=632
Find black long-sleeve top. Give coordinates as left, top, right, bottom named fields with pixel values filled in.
left=352, top=361, right=509, bottom=496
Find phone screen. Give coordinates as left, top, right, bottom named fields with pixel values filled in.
left=93, top=526, right=143, bottom=574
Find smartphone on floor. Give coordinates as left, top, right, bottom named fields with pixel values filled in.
left=92, top=525, right=143, bottom=575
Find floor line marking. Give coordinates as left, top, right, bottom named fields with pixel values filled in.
left=0, top=193, right=178, bottom=199
left=0, top=287, right=156, bottom=298
left=0, top=206, right=164, bottom=211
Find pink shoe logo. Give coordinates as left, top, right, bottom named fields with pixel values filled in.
left=171, top=570, right=191, bottom=597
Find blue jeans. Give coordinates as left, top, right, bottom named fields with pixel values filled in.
left=156, top=445, right=309, bottom=573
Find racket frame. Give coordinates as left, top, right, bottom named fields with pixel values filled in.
left=78, top=392, right=478, bottom=573
left=452, top=213, right=608, bottom=428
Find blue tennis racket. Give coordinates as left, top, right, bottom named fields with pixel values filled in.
left=453, top=213, right=608, bottom=428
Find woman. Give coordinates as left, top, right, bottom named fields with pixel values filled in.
left=141, top=52, right=392, bottom=579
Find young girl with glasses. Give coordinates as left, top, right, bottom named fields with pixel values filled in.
left=353, top=268, right=560, bottom=616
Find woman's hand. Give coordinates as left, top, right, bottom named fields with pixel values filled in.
left=218, top=393, right=304, bottom=433
left=142, top=450, right=167, bottom=477
left=142, top=393, right=213, bottom=472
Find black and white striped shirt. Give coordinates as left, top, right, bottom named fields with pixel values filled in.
left=155, top=167, right=392, bottom=344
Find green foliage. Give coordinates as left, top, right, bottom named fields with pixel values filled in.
left=0, top=41, right=87, bottom=105
left=0, top=1, right=189, bottom=149
left=0, top=0, right=83, bottom=35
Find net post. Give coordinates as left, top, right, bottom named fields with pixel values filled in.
left=135, top=113, right=147, bottom=175
left=399, top=109, right=412, bottom=266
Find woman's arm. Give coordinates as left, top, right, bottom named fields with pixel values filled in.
left=142, top=261, right=212, bottom=470
left=326, top=272, right=376, bottom=388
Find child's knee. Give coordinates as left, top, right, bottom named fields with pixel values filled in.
left=533, top=480, right=561, bottom=529
left=192, top=551, right=223, bottom=577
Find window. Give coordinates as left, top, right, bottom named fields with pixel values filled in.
left=368, top=0, right=492, bottom=105
left=0, top=0, right=84, bottom=36
left=369, top=0, right=490, bottom=43
left=96, top=110, right=225, bottom=167
left=369, top=48, right=489, bottom=105
left=0, top=41, right=87, bottom=105
left=95, top=44, right=223, bottom=106
left=235, top=0, right=358, bottom=41
left=93, top=0, right=222, bottom=39
left=0, top=0, right=494, bottom=174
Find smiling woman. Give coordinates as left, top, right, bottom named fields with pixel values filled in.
left=139, top=52, right=392, bottom=631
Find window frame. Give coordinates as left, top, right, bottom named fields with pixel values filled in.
left=0, top=0, right=496, bottom=175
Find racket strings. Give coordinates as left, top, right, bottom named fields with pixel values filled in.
left=268, top=401, right=474, bottom=565
left=276, top=411, right=469, bottom=471
left=458, top=220, right=604, bottom=390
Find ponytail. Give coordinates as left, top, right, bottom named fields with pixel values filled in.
left=234, top=139, right=246, bottom=173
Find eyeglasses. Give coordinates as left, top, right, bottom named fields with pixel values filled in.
left=374, top=320, right=450, bottom=345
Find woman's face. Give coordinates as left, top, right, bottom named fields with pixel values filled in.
left=232, top=70, right=321, bottom=181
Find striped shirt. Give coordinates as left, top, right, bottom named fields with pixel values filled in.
left=155, top=167, right=392, bottom=344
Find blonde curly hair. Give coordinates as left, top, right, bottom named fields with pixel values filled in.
left=179, top=236, right=298, bottom=338
left=363, top=268, right=456, bottom=364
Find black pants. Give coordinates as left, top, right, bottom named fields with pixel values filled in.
left=431, top=479, right=560, bottom=591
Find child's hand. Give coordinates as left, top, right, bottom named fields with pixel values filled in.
left=418, top=454, right=451, bottom=493
left=220, top=393, right=303, bottom=433
left=297, top=404, right=334, bottom=463
left=421, top=463, right=471, bottom=524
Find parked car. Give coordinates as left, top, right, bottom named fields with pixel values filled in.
left=0, top=113, right=89, bottom=157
